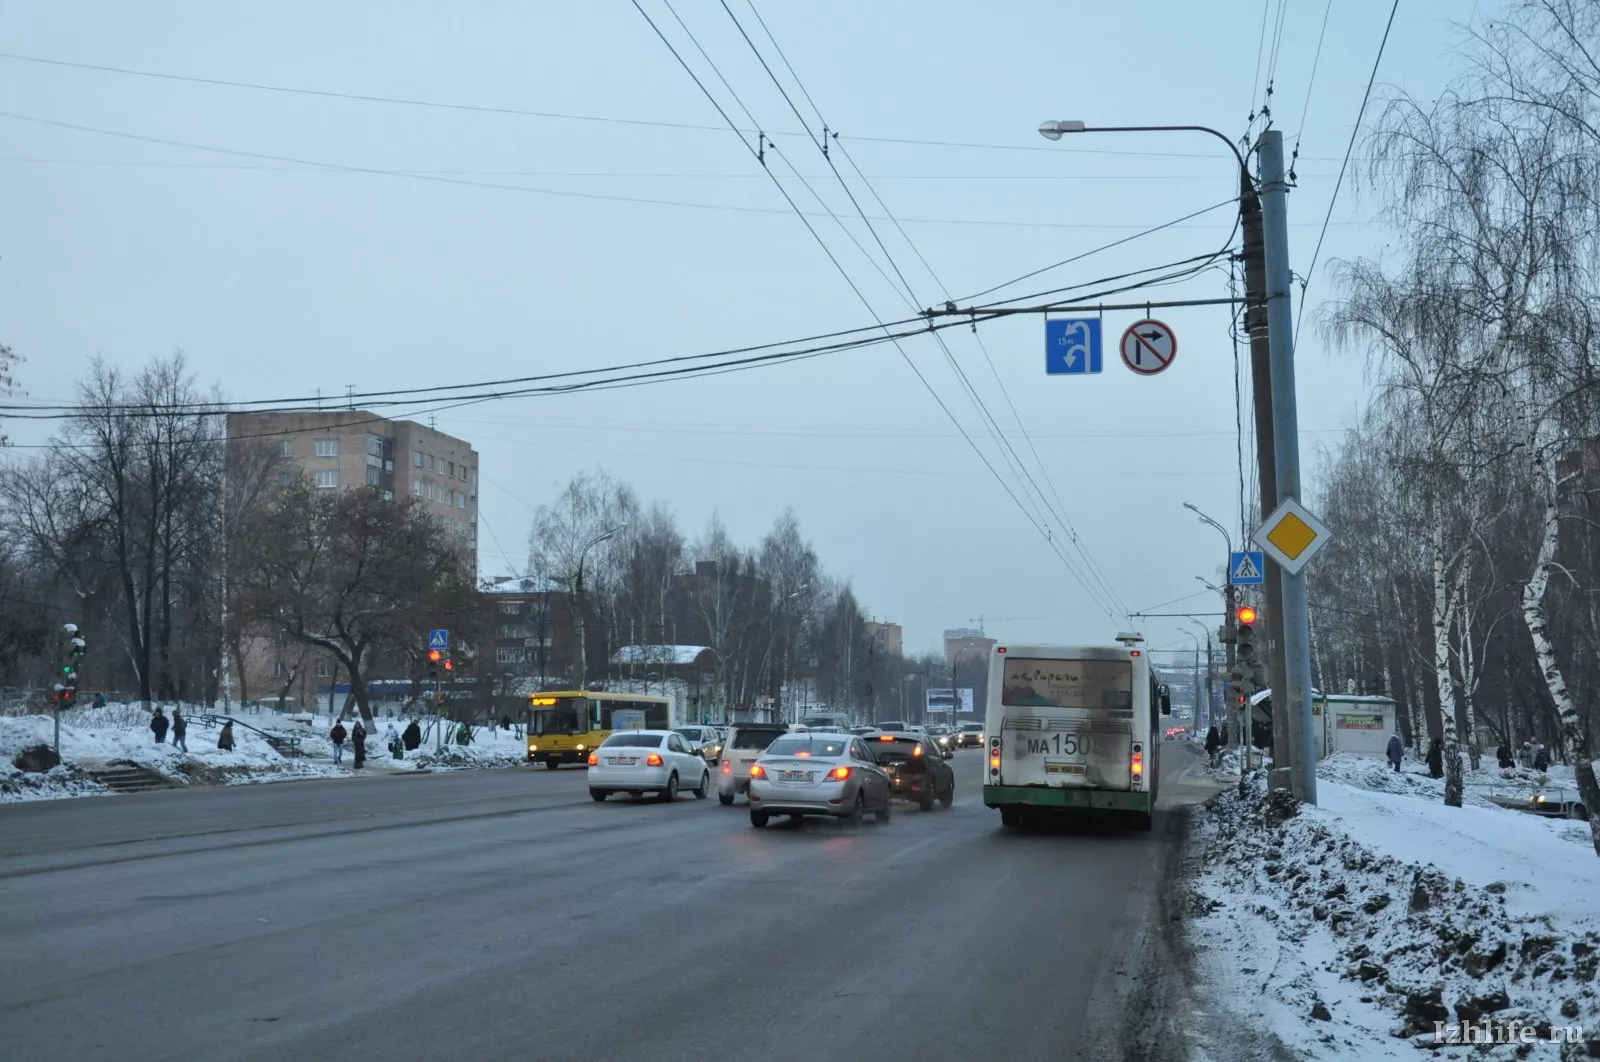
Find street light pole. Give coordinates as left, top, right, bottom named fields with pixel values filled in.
left=574, top=523, right=628, bottom=695
left=1259, top=129, right=1317, bottom=805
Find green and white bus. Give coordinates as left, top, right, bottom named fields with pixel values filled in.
left=982, top=634, right=1171, bottom=831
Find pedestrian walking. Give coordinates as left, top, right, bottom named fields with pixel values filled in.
left=1496, top=743, right=1514, bottom=770
left=330, top=720, right=348, bottom=765
left=1386, top=733, right=1404, bottom=772
left=1534, top=743, right=1551, bottom=772
left=352, top=720, right=367, bottom=769
left=150, top=707, right=169, bottom=745
left=402, top=719, right=422, bottom=751
left=1204, top=725, right=1222, bottom=768
left=217, top=720, right=235, bottom=751
left=1426, top=738, right=1444, bottom=779
left=93, top=691, right=106, bottom=709
left=171, top=709, right=188, bottom=753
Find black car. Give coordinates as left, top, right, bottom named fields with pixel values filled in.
left=868, top=733, right=955, bottom=811
left=955, top=723, right=985, bottom=748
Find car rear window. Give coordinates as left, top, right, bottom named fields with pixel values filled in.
left=961, top=724, right=984, bottom=732
left=872, top=737, right=925, bottom=763
left=731, top=728, right=787, bottom=749
left=877, top=722, right=906, bottom=731
left=602, top=733, right=664, bottom=748
left=765, top=736, right=849, bottom=758
left=676, top=728, right=707, bottom=741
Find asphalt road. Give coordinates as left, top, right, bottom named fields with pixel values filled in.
left=0, top=741, right=1220, bottom=1062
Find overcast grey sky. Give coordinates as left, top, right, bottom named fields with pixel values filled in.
left=0, top=0, right=1458, bottom=655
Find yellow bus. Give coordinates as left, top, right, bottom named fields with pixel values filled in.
left=526, top=691, right=673, bottom=769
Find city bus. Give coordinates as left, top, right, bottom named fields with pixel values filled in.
left=982, top=635, right=1171, bottom=830
left=526, top=691, right=673, bottom=769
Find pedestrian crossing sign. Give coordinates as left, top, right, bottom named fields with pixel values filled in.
left=1229, top=551, right=1265, bottom=585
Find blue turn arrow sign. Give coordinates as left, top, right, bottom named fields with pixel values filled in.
left=1045, top=318, right=1103, bottom=375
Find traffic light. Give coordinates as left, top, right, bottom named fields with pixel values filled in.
left=427, top=648, right=442, bottom=679
left=1235, top=607, right=1262, bottom=694
left=443, top=657, right=454, bottom=674
left=57, top=624, right=84, bottom=709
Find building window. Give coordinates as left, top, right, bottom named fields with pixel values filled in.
left=499, top=624, right=528, bottom=639
left=382, top=489, right=394, bottom=502
left=278, top=440, right=292, bottom=457
left=411, top=480, right=422, bottom=496
left=496, top=647, right=525, bottom=664
left=413, top=450, right=423, bottom=468
left=315, top=470, right=338, bottom=489
left=366, top=466, right=382, bottom=486
left=427, top=455, right=436, bottom=471
left=499, top=601, right=523, bottom=615
left=456, top=493, right=466, bottom=510
left=367, top=434, right=384, bottom=457
left=271, top=661, right=286, bottom=678
left=316, top=439, right=338, bottom=457
left=277, top=470, right=292, bottom=486
left=448, top=461, right=456, bottom=477
left=317, top=661, right=334, bottom=678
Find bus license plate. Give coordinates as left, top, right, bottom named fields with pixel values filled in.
left=1046, top=763, right=1086, bottom=775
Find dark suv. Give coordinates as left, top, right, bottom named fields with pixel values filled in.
left=868, top=733, right=955, bottom=811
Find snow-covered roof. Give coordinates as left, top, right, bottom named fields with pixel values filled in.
left=1249, top=687, right=1325, bottom=707
left=481, top=575, right=565, bottom=595
left=612, top=644, right=712, bottom=666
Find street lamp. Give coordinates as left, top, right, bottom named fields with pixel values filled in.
left=1182, top=501, right=1234, bottom=556
left=574, top=522, right=628, bottom=692
left=1184, top=617, right=1215, bottom=732
left=1037, top=120, right=1249, bottom=182
left=780, top=583, right=808, bottom=722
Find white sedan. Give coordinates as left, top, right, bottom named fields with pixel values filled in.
left=587, top=729, right=712, bottom=802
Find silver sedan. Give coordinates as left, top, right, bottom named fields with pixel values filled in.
left=747, top=732, right=892, bottom=827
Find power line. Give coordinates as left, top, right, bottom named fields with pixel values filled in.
left=1294, top=0, right=1401, bottom=346
left=0, top=51, right=1370, bottom=163
left=719, top=0, right=1132, bottom=622
left=1291, top=0, right=1337, bottom=166
left=627, top=0, right=1124, bottom=623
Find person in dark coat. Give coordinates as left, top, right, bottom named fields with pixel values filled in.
left=170, top=709, right=188, bottom=752
left=1386, top=734, right=1404, bottom=772
left=329, top=721, right=348, bottom=765
left=1425, top=738, right=1444, bottom=779
left=352, top=721, right=367, bottom=769
left=1204, top=725, right=1222, bottom=767
left=150, top=708, right=169, bottom=744
left=1496, top=743, right=1514, bottom=770
left=93, top=691, right=106, bottom=709
left=1534, top=744, right=1551, bottom=772
left=217, top=721, right=235, bottom=751
left=403, top=719, right=422, bottom=751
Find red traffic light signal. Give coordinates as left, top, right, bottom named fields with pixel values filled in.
left=427, top=649, right=442, bottom=663
left=443, top=659, right=454, bottom=672
left=1236, top=605, right=1258, bottom=626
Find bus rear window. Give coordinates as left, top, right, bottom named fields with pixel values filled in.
left=1000, top=658, right=1132, bottom=709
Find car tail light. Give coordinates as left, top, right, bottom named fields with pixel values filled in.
left=912, top=745, right=924, bottom=758
left=646, top=752, right=663, bottom=767
left=586, top=752, right=597, bottom=766
left=1131, top=744, right=1144, bottom=789
left=749, top=763, right=766, bottom=778
left=829, top=766, right=851, bottom=781
left=721, top=760, right=732, bottom=775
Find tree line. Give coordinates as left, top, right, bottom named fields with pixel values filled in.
left=1307, top=0, right=1600, bottom=850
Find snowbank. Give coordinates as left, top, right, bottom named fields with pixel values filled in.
left=1182, top=772, right=1600, bottom=1059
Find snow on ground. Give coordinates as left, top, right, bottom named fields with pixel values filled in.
left=1181, top=756, right=1600, bottom=1060
left=1, top=706, right=533, bottom=802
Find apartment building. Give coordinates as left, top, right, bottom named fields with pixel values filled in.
left=224, top=410, right=481, bottom=707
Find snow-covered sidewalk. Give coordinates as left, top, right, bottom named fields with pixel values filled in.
left=1180, top=755, right=1600, bottom=1060
left=1, top=706, right=533, bottom=802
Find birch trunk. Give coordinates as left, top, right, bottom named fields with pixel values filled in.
left=1457, top=598, right=1481, bottom=770
left=1432, top=514, right=1464, bottom=807
left=1521, top=488, right=1600, bottom=856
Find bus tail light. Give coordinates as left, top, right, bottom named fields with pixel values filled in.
left=989, top=737, right=1001, bottom=777
left=646, top=752, right=664, bottom=766
left=586, top=752, right=598, bottom=766
left=1131, top=744, right=1144, bottom=789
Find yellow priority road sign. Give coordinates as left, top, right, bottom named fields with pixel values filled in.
left=1252, top=496, right=1332, bottom=576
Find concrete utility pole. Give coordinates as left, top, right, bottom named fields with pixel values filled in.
left=1258, top=130, right=1317, bottom=805
left=1239, top=163, right=1292, bottom=779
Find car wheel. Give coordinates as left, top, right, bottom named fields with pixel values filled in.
left=847, top=790, right=866, bottom=827
left=589, top=788, right=607, bottom=802
left=919, top=788, right=935, bottom=812
left=694, top=771, right=710, bottom=799
left=659, top=773, right=679, bottom=802
left=718, top=791, right=734, bottom=806
left=875, top=793, right=892, bottom=824
left=939, top=777, right=954, bottom=809
left=750, top=808, right=770, bottom=828
left=543, top=760, right=559, bottom=770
